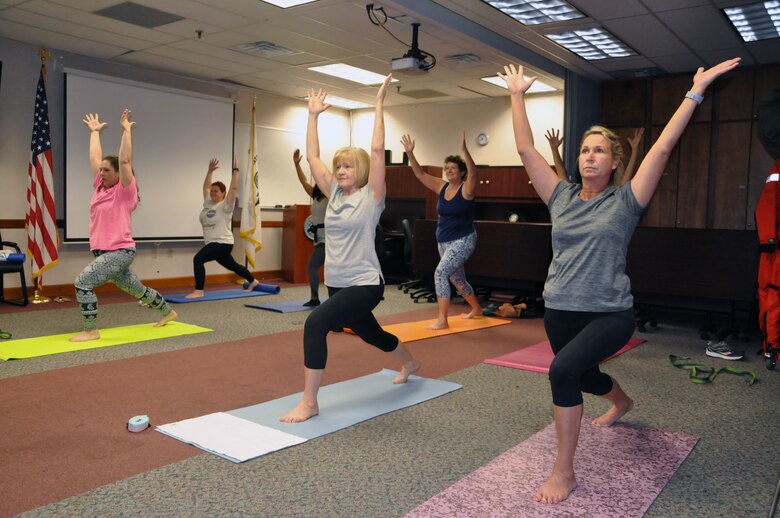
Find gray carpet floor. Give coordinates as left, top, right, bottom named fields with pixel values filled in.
left=2, top=285, right=779, bottom=517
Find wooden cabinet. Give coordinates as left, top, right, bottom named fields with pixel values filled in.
left=281, top=204, right=313, bottom=283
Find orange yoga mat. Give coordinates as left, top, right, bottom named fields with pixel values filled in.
left=348, top=315, right=512, bottom=343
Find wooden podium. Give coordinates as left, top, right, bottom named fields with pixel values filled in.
left=281, top=204, right=314, bottom=283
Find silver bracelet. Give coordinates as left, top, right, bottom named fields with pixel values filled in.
left=685, top=91, right=704, bottom=105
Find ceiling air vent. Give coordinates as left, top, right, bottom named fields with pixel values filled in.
left=232, top=41, right=300, bottom=57
left=443, top=53, right=483, bottom=68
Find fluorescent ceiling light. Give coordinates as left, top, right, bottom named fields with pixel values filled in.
left=482, top=0, right=585, bottom=25
left=546, top=28, right=636, bottom=60
left=308, top=64, right=398, bottom=85
left=322, top=95, right=372, bottom=110
left=723, top=1, right=780, bottom=42
left=260, top=0, right=318, bottom=7
left=481, top=75, right=557, bottom=93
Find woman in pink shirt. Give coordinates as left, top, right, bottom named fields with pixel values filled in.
left=69, top=109, right=176, bottom=342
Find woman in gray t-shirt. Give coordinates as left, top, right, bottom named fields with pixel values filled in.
left=500, top=58, right=740, bottom=505
left=280, top=74, right=420, bottom=424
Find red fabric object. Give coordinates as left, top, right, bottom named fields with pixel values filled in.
left=756, top=159, right=780, bottom=354
left=25, top=65, right=59, bottom=284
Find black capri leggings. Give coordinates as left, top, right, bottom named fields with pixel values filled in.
left=544, top=307, right=636, bottom=407
left=193, top=242, right=254, bottom=290
left=303, top=283, right=398, bottom=369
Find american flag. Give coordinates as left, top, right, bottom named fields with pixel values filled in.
left=25, top=66, right=59, bottom=283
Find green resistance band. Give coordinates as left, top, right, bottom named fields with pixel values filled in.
left=0, top=329, right=11, bottom=339
left=669, top=354, right=756, bottom=386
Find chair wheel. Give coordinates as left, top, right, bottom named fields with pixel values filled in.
left=766, top=356, right=777, bottom=370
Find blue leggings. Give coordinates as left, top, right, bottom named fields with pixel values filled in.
left=74, top=249, right=172, bottom=331
left=434, top=232, right=477, bottom=299
left=302, top=283, right=398, bottom=369
left=544, top=307, right=636, bottom=407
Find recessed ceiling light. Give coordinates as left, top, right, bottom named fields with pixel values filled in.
left=546, top=28, right=636, bottom=60
left=319, top=95, right=373, bottom=110
left=723, top=1, right=780, bottom=42
left=482, top=0, right=585, bottom=25
left=260, top=0, right=318, bottom=8
left=481, top=75, right=557, bottom=93
left=308, top=64, right=398, bottom=85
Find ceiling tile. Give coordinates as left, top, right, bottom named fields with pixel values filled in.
left=656, top=5, right=744, bottom=51
left=0, top=19, right=129, bottom=58
left=115, top=50, right=236, bottom=79
left=652, top=53, right=704, bottom=74
left=641, top=0, right=711, bottom=9
left=602, top=15, right=689, bottom=57
left=573, top=0, right=648, bottom=20
left=747, top=40, right=780, bottom=65
left=590, top=55, right=657, bottom=72
left=698, top=49, right=755, bottom=67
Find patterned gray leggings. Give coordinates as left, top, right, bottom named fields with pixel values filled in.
left=74, top=249, right=172, bottom=330
left=434, top=231, right=477, bottom=299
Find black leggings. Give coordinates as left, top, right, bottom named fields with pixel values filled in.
left=193, top=242, right=254, bottom=290
left=308, top=243, right=325, bottom=300
left=303, top=283, right=398, bottom=369
left=544, top=307, right=636, bottom=407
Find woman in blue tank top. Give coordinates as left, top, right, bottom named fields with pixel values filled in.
left=401, top=133, right=483, bottom=329
left=500, top=58, right=740, bottom=505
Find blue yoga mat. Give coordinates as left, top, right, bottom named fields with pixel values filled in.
left=227, top=369, right=461, bottom=439
left=245, top=297, right=327, bottom=313
left=242, top=282, right=281, bottom=294
left=167, top=288, right=275, bottom=304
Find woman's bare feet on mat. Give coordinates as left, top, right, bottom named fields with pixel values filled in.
left=244, top=279, right=260, bottom=291
left=427, top=319, right=448, bottom=330
left=462, top=309, right=482, bottom=319
left=534, top=472, right=577, bottom=504
left=155, top=310, right=177, bottom=327
left=69, top=330, right=100, bottom=342
left=185, top=290, right=204, bottom=299
left=280, top=400, right=319, bottom=423
left=592, top=396, right=633, bottom=426
left=393, top=360, right=420, bottom=384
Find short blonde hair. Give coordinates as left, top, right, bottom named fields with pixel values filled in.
left=332, top=147, right=371, bottom=188
left=579, top=125, right=625, bottom=184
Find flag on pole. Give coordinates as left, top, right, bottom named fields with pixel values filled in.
left=26, top=60, right=59, bottom=284
left=240, top=100, right=262, bottom=267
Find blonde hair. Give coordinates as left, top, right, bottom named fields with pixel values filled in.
left=332, top=147, right=371, bottom=188
left=579, top=125, right=625, bottom=184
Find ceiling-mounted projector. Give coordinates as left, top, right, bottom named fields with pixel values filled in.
left=390, top=22, right=435, bottom=75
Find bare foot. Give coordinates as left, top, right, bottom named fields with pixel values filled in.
left=592, top=397, right=634, bottom=426
left=155, top=310, right=178, bottom=327
left=462, top=309, right=482, bottom=319
left=184, top=290, right=204, bottom=299
left=392, top=360, right=420, bottom=384
left=533, top=472, right=578, bottom=504
left=427, top=320, right=449, bottom=330
left=69, top=330, right=100, bottom=342
left=244, top=279, right=260, bottom=291
left=279, top=399, right=319, bottom=423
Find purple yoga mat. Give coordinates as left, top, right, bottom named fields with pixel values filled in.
left=405, top=419, right=698, bottom=518
left=484, top=337, right=646, bottom=374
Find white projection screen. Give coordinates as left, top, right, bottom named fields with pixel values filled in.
left=64, top=71, right=234, bottom=241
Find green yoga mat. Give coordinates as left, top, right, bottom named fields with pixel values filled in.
left=0, top=321, right=212, bottom=360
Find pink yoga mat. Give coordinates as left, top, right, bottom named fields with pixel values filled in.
left=404, top=418, right=698, bottom=518
left=484, top=337, right=645, bottom=374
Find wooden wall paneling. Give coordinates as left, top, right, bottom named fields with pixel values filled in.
left=752, top=63, right=780, bottom=114
left=712, top=122, right=751, bottom=229
left=676, top=123, right=711, bottom=228
left=746, top=121, right=778, bottom=230
left=475, top=168, right=515, bottom=198
left=642, top=125, right=679, bottom=227
left=652, top=74, right=712, bottom=125
left=601, top=79, right=647, bottom=127
left=715, top=68, right=754, bottom=121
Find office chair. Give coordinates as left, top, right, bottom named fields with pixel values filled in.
left=0, top=230, right=29, bottom=306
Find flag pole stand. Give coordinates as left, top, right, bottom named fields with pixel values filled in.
left=30, top=277, right=50, bottom=304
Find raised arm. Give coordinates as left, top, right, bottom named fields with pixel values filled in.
left=631, top=57, right=740, bottom=207
left=306, top=88, right=334, bottom=198
left=203, top=158, right=219, bottom=197
left=293, top=148, right=314, bottom=197
left=400, top=134, right=446, bottom=195
left=226, top=157, right=239, bottom=206
left=118, top=108, right=135, bottom=187
left=617, top=127, right=644, bottom=186
left=83, top=113, right=106, bottom=178
left=369, top=74, right=393, bottom=203
left=498, top=65, right=561, bottom=204
left=461, top=132, right=479, bottom=200
left=545, top=128, right=568, bottom=181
